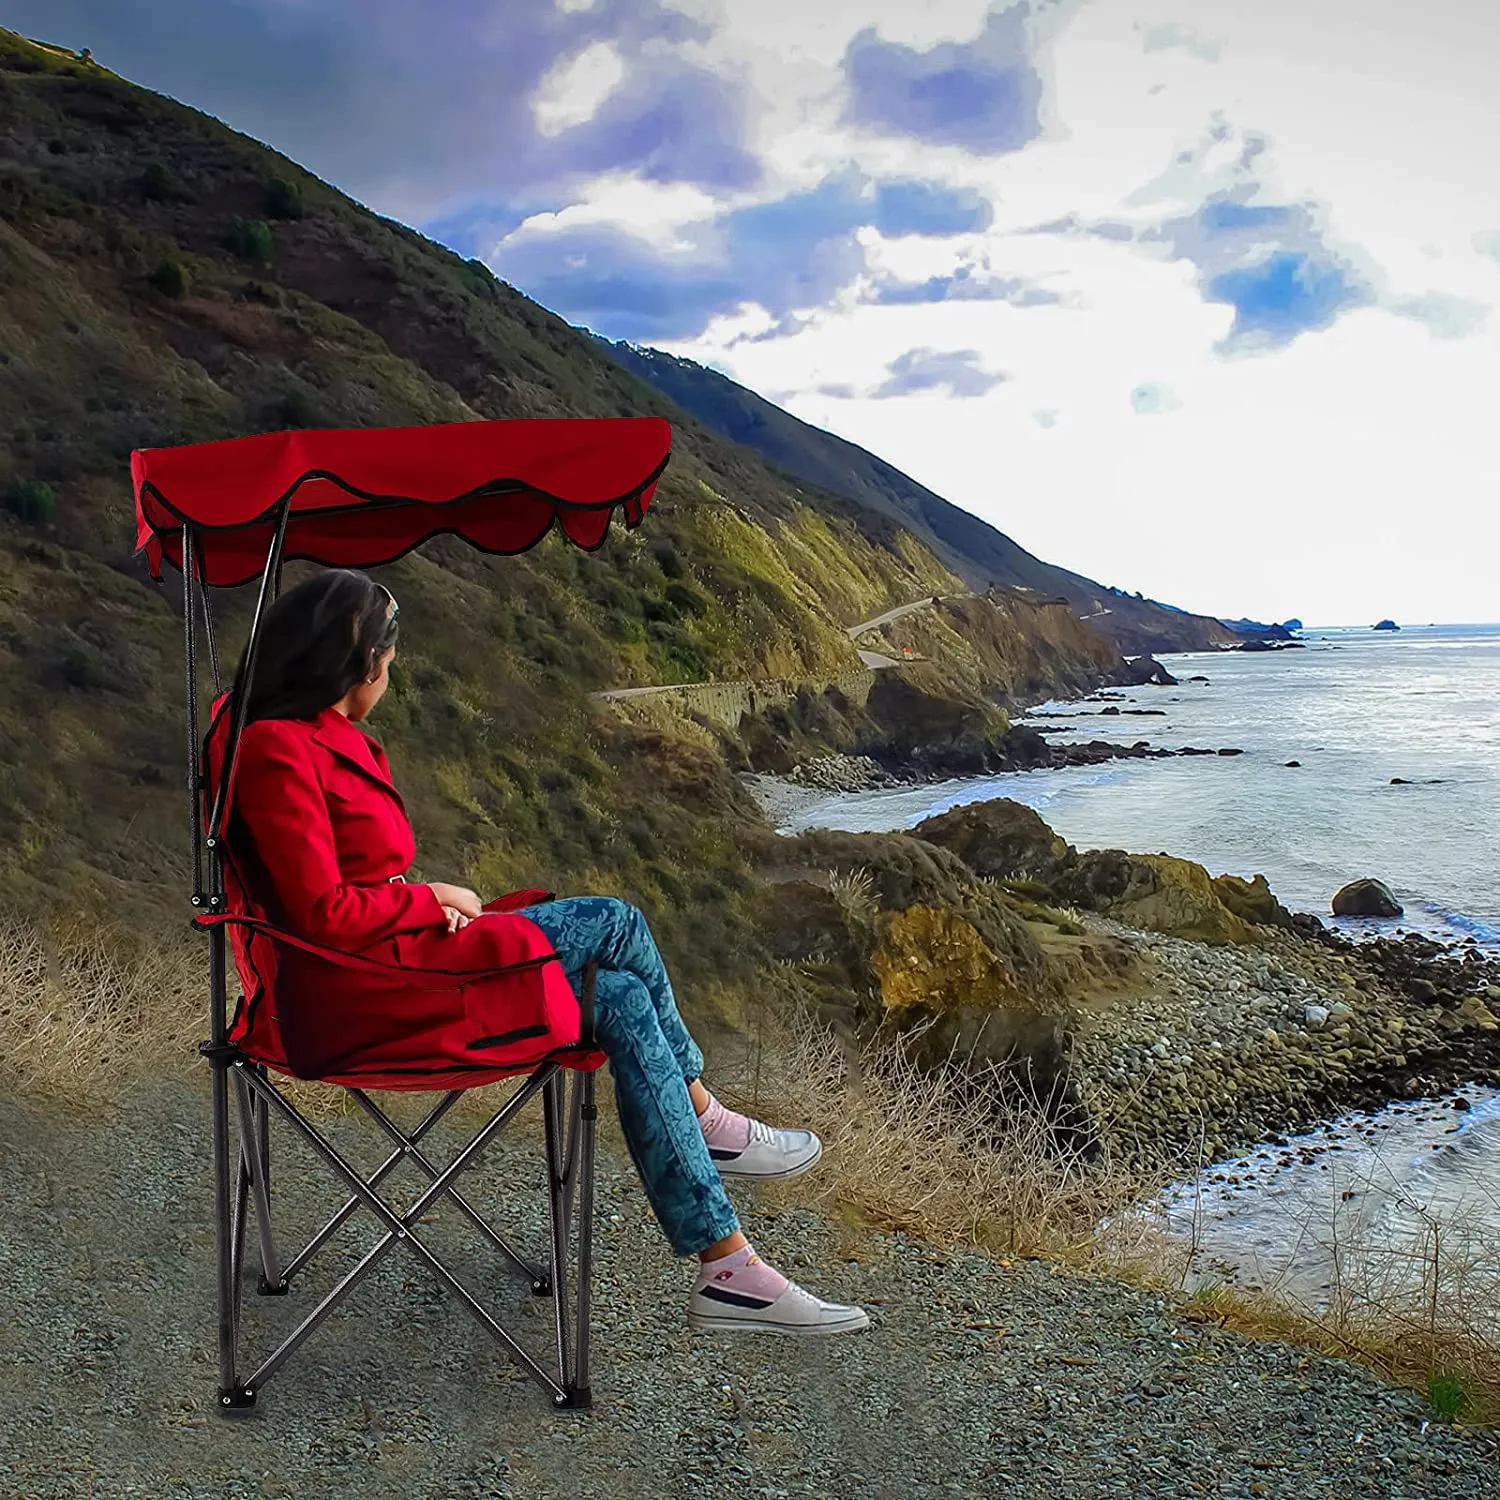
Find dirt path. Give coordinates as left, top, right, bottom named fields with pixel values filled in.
left=2, top=1079, right=1496, bottom=1500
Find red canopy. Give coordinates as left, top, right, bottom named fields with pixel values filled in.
left=133, top=417, right=672, bottom=586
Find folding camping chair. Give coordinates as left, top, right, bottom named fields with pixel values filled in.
left=131, top=416, right=673, bottom=1412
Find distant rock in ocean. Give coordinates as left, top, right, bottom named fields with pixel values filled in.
left=1223, top=617, right=1296, bottom=642
left=1373, top=619, right=1401, bottom=632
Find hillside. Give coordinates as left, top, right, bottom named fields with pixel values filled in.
left=0, top=30, right=1128, bottom=988
left=600, top=341, right=1239, bottom=657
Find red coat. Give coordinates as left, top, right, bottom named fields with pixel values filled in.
left=208, top=703, right=583, bottom=1082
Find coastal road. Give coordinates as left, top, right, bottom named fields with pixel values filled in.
left=593, top=682, right=693, bottom=703
left=847, top=592, right=971, bottom=639
left=593, top=596, right=958, bottom=703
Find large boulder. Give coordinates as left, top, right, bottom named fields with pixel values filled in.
left=1332, top=879, right=1403, bottom=918
left=913, top=798, right=1076, bottom=882
left=872, top=901, right=1051, bottom=1021
left=1055, top=850, right=1260, bottom=944
left=1211, top=872, right=1295, bottom=931
left=1118, top=656, right=1179, bottom=686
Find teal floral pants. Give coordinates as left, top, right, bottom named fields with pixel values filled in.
left=519, top=897, right=741, bottom=1257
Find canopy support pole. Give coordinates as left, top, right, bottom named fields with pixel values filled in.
left=191, top=502, right=292, bottom=1411
left=206, top=497, right=292, bottom=854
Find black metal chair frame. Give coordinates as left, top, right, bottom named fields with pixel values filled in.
left=180, top=503, right=599, bottom=1413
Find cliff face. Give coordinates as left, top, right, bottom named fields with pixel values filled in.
left=600, top=342, right=1240, bottom=656
left=0, top=32, right=1125, bottom=974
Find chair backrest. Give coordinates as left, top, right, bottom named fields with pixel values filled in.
left=201, top=694, right=297, bottom=1068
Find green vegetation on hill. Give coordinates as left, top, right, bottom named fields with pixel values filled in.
left=0, top=31, right=1132, bottom=1015
left=599, top=341, right=1240, bottom=657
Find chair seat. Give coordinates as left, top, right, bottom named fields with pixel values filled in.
left=237, top=1041, right=607, bottom=1094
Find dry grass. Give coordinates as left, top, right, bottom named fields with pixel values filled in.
left=5, top=919, right=1497, bottom=1422
left=0, top=912, right=202, bottom=1099
left=1163, top=1154, right=1500, bottom=1424
left=1181, top=1281, right=1500, bottom=1426
left=723, top=1002, right=1176, bottom=1265
left=722, top=990, right=1500, bottom=1424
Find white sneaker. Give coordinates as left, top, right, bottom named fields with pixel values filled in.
left=708, top=1118, right=823, bottom=1180
left=688, top=1279, right=870, bottom=1336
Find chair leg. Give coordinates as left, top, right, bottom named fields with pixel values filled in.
left=542, top=1068, right=596, bottom=1409
left=210, top=1062, right=253, bottom=1409
left=253, top=1084, right=287, bottom=1295
left=541, top=1074, right=574, bottom=1399
left=239, top=1061, right=567, bottom=1402
left=230, top=1144, right=249, bottom=1325
left=572, top=1068, right=598, bottom=1408
left=231, top=1069, right=286, bottom=1296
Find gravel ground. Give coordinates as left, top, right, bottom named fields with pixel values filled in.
left=2, top=1079, right=1497, bottom=1500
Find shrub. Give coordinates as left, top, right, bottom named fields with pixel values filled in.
left=602, top=611, right=645, bottom=644
left=228, top=217, right=274, bottom=264
left=42, top=635, right=111, bottom=692
left=1427, top=1372, right=1471, bottom=1422
left=662, top=641, right=709, bottom=682
left=3, top=480, right=57, bottom=524
left=264, top=176, right=303, bottom=220
left=139, top=161, right=183, bottom=203
left=652, top=541, right=685, bottom=579
left=664, top=582, right=709, bottom=617
left=147, top=258, right=190, bottom=298
left=265, top=384, right=325, bottom=429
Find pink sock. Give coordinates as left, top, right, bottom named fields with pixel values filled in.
left=695, top=1244, right=790, bottom=1302
left=697, top=1093, right=751, bottom=1153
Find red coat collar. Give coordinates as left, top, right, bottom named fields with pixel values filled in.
left=308, top=709, right=406, bottom=809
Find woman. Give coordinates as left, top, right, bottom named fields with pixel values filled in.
left=223, top=568, right=867, bottom=1337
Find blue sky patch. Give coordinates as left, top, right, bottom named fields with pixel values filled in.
left=1207, top=250, right=1369, bottom=347
left=843, top=9, right=1043, bottom=153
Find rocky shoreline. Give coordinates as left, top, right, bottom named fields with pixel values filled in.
left=1076, top=921, right=1500, bottom=1161
left=745, top=771, right=1500, bottom=1165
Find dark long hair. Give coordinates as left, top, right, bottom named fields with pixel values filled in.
left=232, top=569, right=399, bottom=723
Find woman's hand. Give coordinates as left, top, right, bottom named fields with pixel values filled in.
left=440, top=904, right=471, bottom=934
left=428, top=882, right=483, bottom=923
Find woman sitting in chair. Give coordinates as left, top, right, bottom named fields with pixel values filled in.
left=225, top=567, right=867, bottom=1337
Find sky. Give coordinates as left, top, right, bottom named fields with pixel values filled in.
left=12, top=0, right=1500, bottom=624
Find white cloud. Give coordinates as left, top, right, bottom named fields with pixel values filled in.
left=517, top=0, right=1500, bottom=623
left=533, top=41, right=626, bottom=137
left=506, top=176, right=721, bottom=251
left=1137, top=21, right=1222, bottom=62
left=1130, top=381, right=1181, bottom=414
left=1390, top=292, right=1490, bottom=340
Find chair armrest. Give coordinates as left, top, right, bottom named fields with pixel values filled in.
left=484, top=888, right=554, bottom=914
left=193, top=912, right=560, bottom=989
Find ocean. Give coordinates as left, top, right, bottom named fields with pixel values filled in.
left=773, top=623, right=1500, bottom=1312
left=778, top=623, right=1500, bottom=950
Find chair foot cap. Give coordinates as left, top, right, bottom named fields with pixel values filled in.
left=554, top=1386, right=592, bottom=1411
left=530, top=1278, right=552, bottom=1298
left=257, top=1275, right=290, bottom=1296
left=217, top=1386, right=257, bottom=1411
